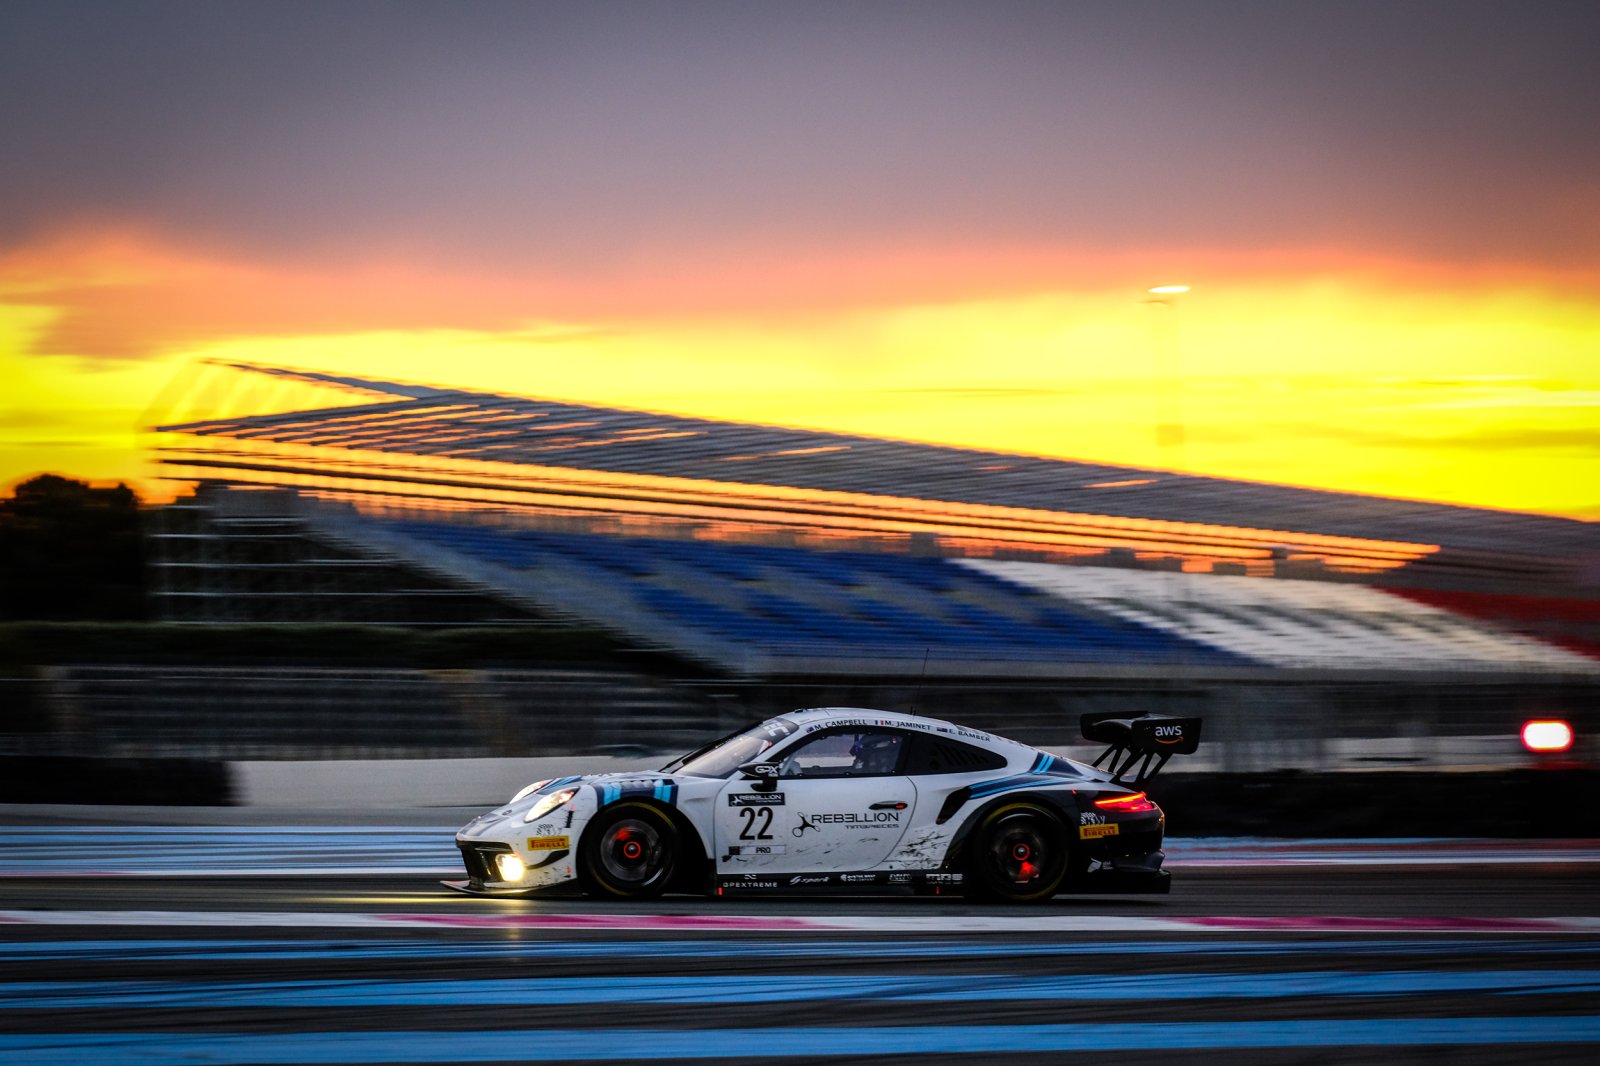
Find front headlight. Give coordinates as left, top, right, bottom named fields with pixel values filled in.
left=510, top=779, right=552, bottom=804
left=524, top=787, right=577, bottom=823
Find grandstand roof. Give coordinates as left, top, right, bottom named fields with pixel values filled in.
left=154, top=363, right=1598, bottom=581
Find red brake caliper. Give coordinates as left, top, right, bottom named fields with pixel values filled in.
left=1011, top=841, right=1038, bottom=882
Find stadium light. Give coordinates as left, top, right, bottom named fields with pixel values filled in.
left=1521, top=719, right=1574, bottom=753
left=1147, top=285, right=1191, bottom=295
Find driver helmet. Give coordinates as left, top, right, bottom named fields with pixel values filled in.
left=850, top=732, right=899, bottom=773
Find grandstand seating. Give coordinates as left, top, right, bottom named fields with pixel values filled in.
left=363, top=518, right=1253, bottom=675
left=962, top=560, right=1600, bottom=674
left=1382, top=587, right=1600, bottom=660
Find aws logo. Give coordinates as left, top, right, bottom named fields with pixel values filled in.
left=1154, top=725, right=1185, bottom=744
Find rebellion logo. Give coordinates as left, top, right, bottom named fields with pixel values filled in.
left=810, top=811, right=901, bottom=825
left=728, top=793, right=785, bottom=806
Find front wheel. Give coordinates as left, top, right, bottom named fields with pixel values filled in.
left=579, top=802, right=679, bottom=899
left=965, top=803, right=1071, bottom=903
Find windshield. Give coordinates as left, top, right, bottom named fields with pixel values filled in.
left=660, top=717, right=799, bottom=778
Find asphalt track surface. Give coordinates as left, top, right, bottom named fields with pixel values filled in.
left=0, top=816, right=1596, bottom=1064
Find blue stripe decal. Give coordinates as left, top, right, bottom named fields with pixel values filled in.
left=3, top=1018, right=1599, bottom=1062
left=6, top=970, right=1597, bottom=1009
left=967, top=777, right=1046, bottom=800
left=969, top=752, right=1065, bottom=800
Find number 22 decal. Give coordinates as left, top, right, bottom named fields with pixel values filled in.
left=738, top=806, right=774, bottom=840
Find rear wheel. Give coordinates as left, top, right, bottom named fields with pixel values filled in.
left=965, top=803, right=1070, bottom=903
left=580, top=802, right=679, bottom=899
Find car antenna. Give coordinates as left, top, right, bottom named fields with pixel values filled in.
left=907, top=646, right=930, bottom=715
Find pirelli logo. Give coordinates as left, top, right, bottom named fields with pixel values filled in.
left=527, top=835, right=570, bottom=851
left=1079, top=823, right=1120, bottom=840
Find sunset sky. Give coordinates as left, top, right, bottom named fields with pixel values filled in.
left=2, top=1, right=1596, bottom=518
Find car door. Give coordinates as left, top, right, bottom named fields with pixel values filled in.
left=714, top=726, right=917, bottom=874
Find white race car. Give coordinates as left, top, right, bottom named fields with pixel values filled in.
left=448, top=706, right=1199, bottom=902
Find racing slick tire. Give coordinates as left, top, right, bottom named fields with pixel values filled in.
left=579, top=801, right=679, bottom=900
left=964, top=802, right=1072, bottom=903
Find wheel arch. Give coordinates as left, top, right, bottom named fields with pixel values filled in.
left=941, top=789, right=1079, bottom=872
left=581, top=797, right=710, bottom=894
left=659, top=801, right=711, bottom=892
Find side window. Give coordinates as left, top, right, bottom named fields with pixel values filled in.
left=902, top=733, right=1009, bottom=775
left=777, top=729, right=907, bottom=777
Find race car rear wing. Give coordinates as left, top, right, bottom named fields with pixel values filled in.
left=1080, top=712, right=1202, bottom=786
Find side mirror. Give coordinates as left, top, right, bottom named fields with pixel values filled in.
left=739, top=762, right=781, bottom=793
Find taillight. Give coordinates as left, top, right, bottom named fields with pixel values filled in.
left=1521, top=720, right=1574, bottom=753
left=1094, top=791, right=1157, bottom=812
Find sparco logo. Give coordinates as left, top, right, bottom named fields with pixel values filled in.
left=788, top=875, right=831, bottom=885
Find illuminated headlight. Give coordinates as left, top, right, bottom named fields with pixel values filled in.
left=495, top=852, right=527, bottom=882
left=524, top=788, right=577, bottom=823
left=510, top=779, right=552, bottom=804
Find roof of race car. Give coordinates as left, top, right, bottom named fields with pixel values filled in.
left=779, top=707, right=1007, bottom=746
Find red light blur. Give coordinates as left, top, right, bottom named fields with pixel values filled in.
left=1521, top=720, right=1574, bottom=753
left=1094, top=791, right=1157, bottom=812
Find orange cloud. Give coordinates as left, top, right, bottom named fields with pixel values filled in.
left=7, top=226, right=1597, bottom=362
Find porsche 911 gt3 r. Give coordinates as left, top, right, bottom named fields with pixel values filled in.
left=448, top=706, right=1200, bottom=903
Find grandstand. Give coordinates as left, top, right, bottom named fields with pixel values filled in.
left=0, top=357, right=1574, bottom=771
left=145, top=361, right=1599, bottom=685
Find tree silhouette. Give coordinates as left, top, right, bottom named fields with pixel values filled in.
left=0, top=475, right=147, bottom=620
